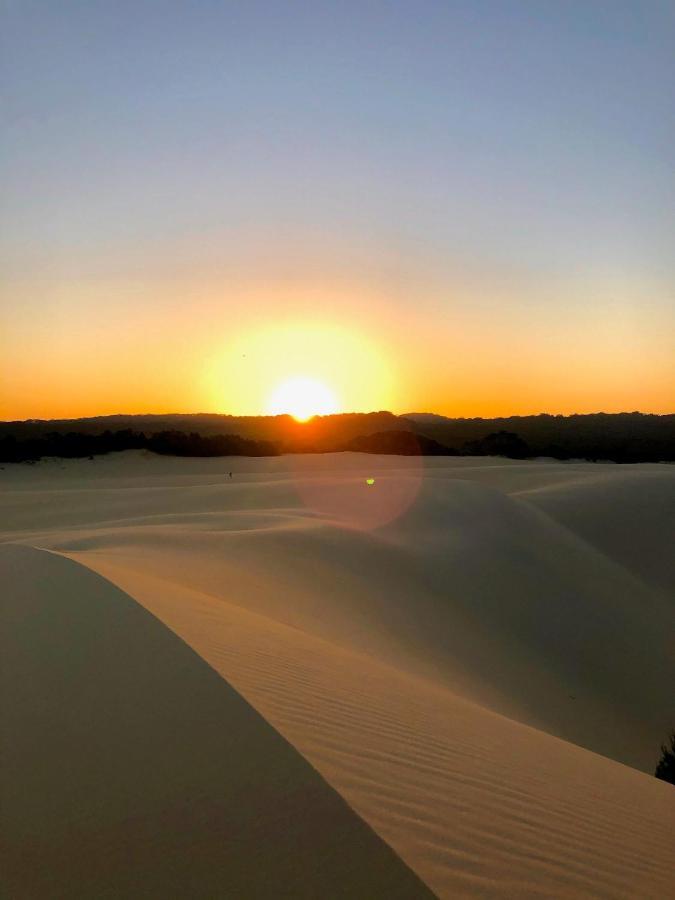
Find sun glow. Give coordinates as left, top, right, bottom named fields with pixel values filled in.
left=205, top=320, right=396, bottom=417
left=267, top=376, right=339, bottom=421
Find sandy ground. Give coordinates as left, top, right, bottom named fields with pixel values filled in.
left=2, top=451, right=674, bottom=897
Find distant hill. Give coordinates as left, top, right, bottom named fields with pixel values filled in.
left=401, top=412, right=675, bottom=462
left=343, top=430, right=454, bottom=456
left=1, top=411, right=673, bottom=462
left=0, top=412, right=411, bottom=450
left=401, top=413, right=453, bottom=425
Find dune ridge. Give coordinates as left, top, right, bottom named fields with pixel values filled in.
left=62, top=556, right=675, bottom=898
left=1, top=543, right=432, bottom=899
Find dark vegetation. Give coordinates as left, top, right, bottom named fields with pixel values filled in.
left=0, top=411, right=673, bottom=462
left=405, top=411, right=675, bottom=462
left=1, top=411, right=404, bottom=444
left=462, top=430, right=530, bottom=459
left=343, top=430, right=454, bottom=456
left=0, top=430, right=277, bottom=463
left=655, top=732, right=675, bottom=786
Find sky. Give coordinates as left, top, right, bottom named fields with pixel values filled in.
left=2, top=0, right=674, bottom=420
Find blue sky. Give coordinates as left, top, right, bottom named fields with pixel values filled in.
left=2, top=1, right=674, bottom=417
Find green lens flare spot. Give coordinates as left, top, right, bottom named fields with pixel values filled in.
left=366, top=478, right=375, bottom=485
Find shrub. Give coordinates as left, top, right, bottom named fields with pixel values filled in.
left=655, top=732, right=675, bottom=785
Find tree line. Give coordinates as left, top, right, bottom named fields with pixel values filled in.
left=1, top=424, right=673, bottom=464
left=0, top=430, right=278, bottom=463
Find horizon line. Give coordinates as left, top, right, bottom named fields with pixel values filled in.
left=2, top=409, right=674, bottom=426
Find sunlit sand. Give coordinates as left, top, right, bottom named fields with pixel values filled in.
left=2, top=451, right=674, bottom=897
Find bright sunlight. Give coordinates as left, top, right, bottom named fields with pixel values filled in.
left=204, top=320, right=395, bottom=417
left=267, top=376, right=339, bottom=421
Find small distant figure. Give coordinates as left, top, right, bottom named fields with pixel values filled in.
left=229, top=471, right=233, bottom=479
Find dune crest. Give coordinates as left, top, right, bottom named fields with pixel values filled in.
left=0, top=543, right=432, bottom=899
left=65, top=556, right=675, bottom=899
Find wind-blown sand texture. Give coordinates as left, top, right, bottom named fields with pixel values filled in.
left=2, top=452, right=674, bottom=897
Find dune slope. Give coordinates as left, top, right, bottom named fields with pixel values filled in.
left=19, top=470, right=673, bottom=770
left=517, top=468, right=675, bottom=593
left=57, top=556, right=675, bottom=899
left=1, top=453, right=674, bottom=897
left=0, top=543, right=432, bottom=899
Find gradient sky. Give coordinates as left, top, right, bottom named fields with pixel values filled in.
left=2, top=0, right=674, bottom=420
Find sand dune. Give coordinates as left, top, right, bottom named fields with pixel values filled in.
left=1, top=543, right=431, bottom=899
left=62, top=558, right=675, bottom=898
left=2, top=452, right=674, bottom=897
left=518, top=468, right=675, bottom=593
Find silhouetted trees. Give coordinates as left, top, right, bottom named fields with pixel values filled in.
left=406, top=412, right=675, bottom=462
left=343, top=430, right=455, bottom=455
left=1, top=411, right=674, bottom=463
left=0, top=430, right=278, bottom=463
left=462, top=431, right=530, bottom=459
left=147, top=431, right=278, bottom=457
left=655, top=732, right=675, bottom=785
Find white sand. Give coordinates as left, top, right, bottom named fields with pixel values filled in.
left=2, top=451, right=674, bottom=897
left=1, top=542, right=431, bottom=899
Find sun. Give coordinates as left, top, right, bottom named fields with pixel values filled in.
left=267, top=376, right=339, bottom=421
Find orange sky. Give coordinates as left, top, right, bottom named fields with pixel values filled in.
left=2, top=271, right=673, bottom=421
left=3, top=4, right=674, bottom=422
